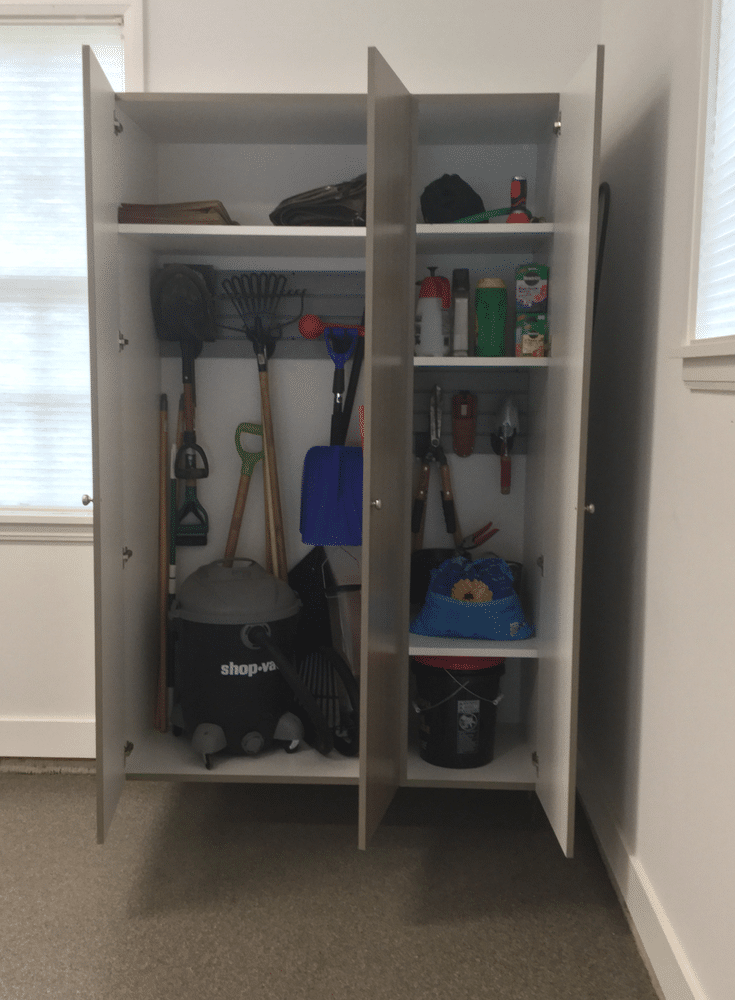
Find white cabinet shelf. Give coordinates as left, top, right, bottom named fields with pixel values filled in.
left=118, top=222, right=553, bottom=260
left=126, top=730, right=360, bottom=784
left=118, top=224, right=368, bottom=259
left=404, top=725, right=536, bottom=788
left=416, top=222, right=554, bottom=256
left=408, top=634, right=540, bottom=659
left=414, top=356, right=549, bottom=368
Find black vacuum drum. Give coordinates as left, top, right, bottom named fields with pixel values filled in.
left=171, top=559, right=307, bottom=767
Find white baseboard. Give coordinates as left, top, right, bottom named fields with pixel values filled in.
left=577, top=754, right=709, bottom=1000
left=0, top=718, right=95, bottom=759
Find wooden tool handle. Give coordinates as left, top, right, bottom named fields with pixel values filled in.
left=183, top=382, right=195, bottom=435
left=259, top=369, right=288, bottom=581
left=263, top=452, right=274, bottom=576
left=500, top=453, right=511, bottom=495
left=223, top=473, right=252, bottom=568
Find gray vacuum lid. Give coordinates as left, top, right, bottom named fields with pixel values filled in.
left=172, top=559, right=301, bottom=625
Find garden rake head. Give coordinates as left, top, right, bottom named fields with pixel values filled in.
left=221, top=272, right=306, bottom=361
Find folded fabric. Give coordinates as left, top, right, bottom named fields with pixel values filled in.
left=269, top=174, right=367, bottom=226
left=409, top=555, right=533, bottom=641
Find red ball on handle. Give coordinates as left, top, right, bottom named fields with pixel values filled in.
left=298, top=314, right=326, bottom=340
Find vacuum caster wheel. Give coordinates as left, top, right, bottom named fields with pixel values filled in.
left=192, top=723, right=226, bottom=769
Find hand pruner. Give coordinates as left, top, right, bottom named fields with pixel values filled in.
left=411, top=385, right=463, bottom=550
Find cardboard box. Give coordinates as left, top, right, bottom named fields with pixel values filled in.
left=515, top=313, right=549, bottom=356
left=516, top=264, right=549, bottom=313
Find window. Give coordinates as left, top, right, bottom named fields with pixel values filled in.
left=682, top=0, right=735, bottom=390
left=0, top=22, right=123, bottom=512
left=696, top=0, right=735, bottom=340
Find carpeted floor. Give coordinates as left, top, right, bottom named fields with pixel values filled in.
left=0, top=773, right=659, bottom=999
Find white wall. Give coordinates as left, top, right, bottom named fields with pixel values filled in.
left=578, top=2, right=735, bottom=1000
left=0, top=535, right=95, bottom=757
left=143, top=0, right=601, bottom=94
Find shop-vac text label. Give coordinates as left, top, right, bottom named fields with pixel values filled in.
left=220, top=660, right=278, bottom=677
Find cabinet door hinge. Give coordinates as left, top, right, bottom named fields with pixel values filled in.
left=118, top=331, right=129, bottom=352
left=536, top=555, right=544, bottom=577
left=553, top=111, right=562, bottom=136
left=113, top=111, right=123, bottom=136
left=122, top=546, right=133, bottom=566
left=532, top=750, right=539, bottom=775
left=124, top=741, right=134, bottom=759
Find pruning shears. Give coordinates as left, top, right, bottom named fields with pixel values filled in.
left=460, top=520, right=499, bottom=552
left=412, top=385, right=463, bottom=550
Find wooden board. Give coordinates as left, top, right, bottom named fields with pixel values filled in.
left=83, top=47, right=125, bottom=844
left=359, top=49, right=417, bottom=850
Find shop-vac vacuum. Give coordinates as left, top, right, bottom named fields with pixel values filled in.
left=170, top=559, right=338, bottom=769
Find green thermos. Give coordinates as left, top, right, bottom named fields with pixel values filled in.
left=475, top=278, right=507, bottom=356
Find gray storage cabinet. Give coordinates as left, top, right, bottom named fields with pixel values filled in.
left=84, top=46, right=603, bottom=854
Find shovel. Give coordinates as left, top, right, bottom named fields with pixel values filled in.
left=223, top=422, right=264, bottom=568
left=174, top=340, right=210, bottom=545
left=151, top=265, right=216, bottom=545
left=300, top=323, right=363, bottom=547
left=325, top=327, right=358, bottom=445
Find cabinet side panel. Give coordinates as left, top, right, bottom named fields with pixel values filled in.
left=536, top=46, right=604, bottom=857
left=359, top=49, right=416, bottom=849
left=83, top=47, right=125, bottom=843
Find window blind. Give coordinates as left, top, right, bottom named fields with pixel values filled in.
left=697, top=0, right=735, bottom=338
left=0, top=24, right=123, bottom=510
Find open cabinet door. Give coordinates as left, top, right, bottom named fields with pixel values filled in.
left=83, top=47, right=125, bottom=843
left=534, top=46, right=604, bottom=856
left=359, top=49, right=417, bottom=849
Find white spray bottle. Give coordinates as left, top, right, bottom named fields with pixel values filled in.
left=415, top=267, right=451, bottom=357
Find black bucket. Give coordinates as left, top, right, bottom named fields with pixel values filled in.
left=411, top=656, right=505, bottom=768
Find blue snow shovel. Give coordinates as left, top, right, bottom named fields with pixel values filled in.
left=300, top=326, right=363, bottom=546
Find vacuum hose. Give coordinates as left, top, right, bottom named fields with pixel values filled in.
left=249, top=627, right=334, bottom=757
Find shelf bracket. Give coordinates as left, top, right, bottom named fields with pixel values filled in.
left=554, top=112, right=562, bottom=137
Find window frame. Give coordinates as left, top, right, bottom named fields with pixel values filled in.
left=0, top=2, right=142, bottom=537
left=683, top=0, right=735, bottom=390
